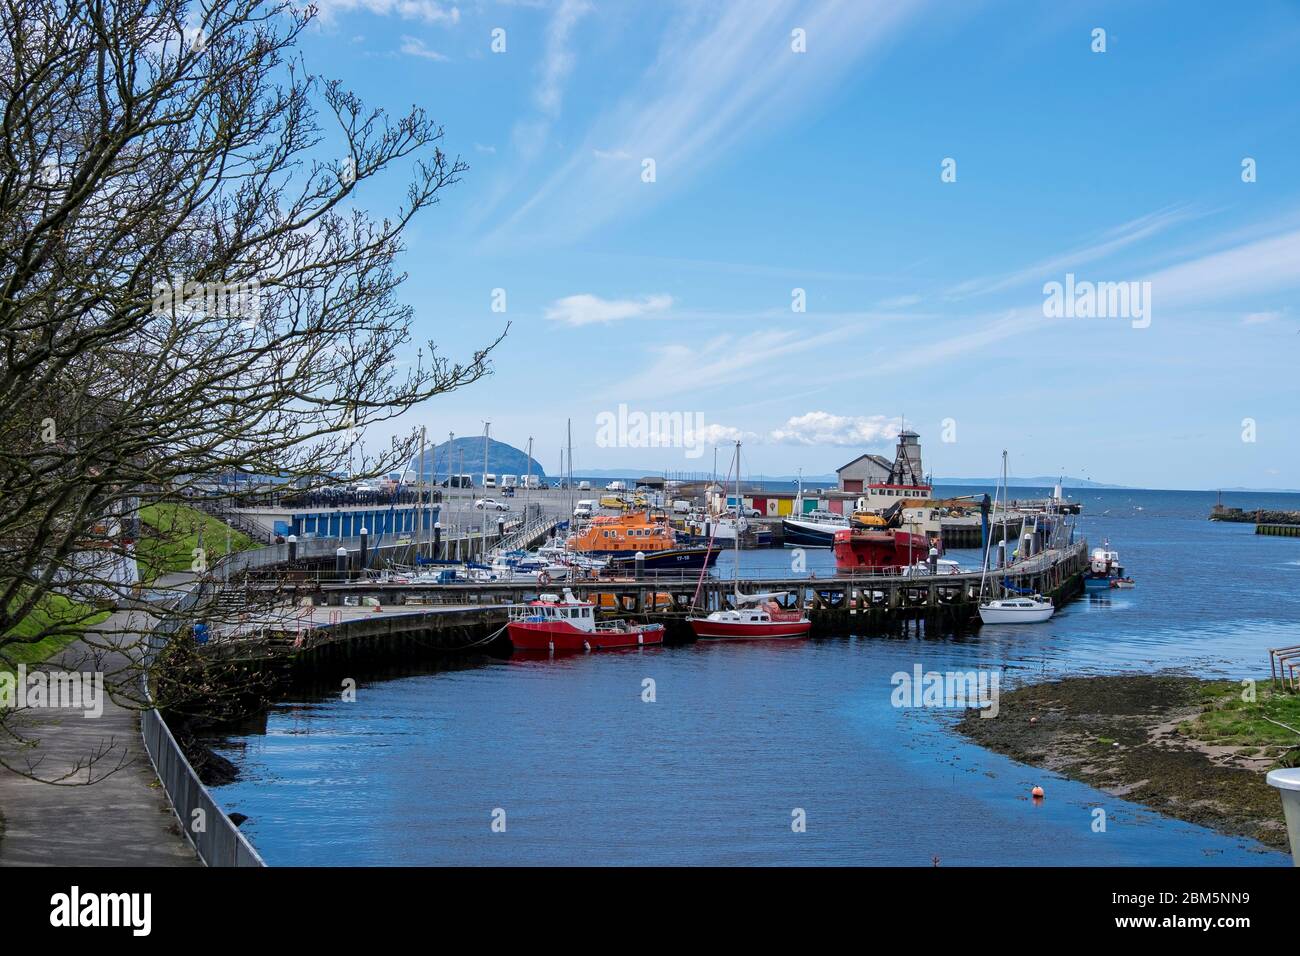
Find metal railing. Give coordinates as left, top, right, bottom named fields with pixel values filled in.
left=490, top=513, right=557, bottom=557
left=137, top=580, right=267, bottom=867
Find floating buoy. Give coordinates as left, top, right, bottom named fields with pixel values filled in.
left=1029, top=716, right=1039, bottom=724
left=1031, top=785, right=1045, bottom=799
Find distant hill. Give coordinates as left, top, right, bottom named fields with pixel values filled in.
left=408, top=437, right=546, bottom=480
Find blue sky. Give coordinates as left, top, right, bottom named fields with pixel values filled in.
left=303, top=0, right=1300, bottom=488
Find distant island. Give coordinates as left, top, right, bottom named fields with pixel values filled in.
left=408, top=436, right=546, bottom=480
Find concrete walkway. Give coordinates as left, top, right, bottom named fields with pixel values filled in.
left=0, top=603, right=199, bottom=866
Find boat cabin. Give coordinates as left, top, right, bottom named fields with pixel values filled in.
left=511, top=591, right=597, bottom=632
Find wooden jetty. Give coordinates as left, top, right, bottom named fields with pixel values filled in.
left=255, top=540, right=1092, bottom=641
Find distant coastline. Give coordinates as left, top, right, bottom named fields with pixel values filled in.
left=565, top=468, right=1300, bottom=495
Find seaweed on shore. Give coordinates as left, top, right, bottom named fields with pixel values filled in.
left=955, top=674, right=1294, bottom=850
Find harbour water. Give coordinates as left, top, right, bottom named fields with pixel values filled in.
left=209, top=487, right=1300, bottom=865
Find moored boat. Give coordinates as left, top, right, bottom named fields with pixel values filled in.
left=975, top=450, right=1056, bottom=626
left=977, top=596, right=1055, bottom=623
left=507, top=589, right=665, bottom=651
left=567, top=510, right=719, bottom=570
left=1083, top=542, right=1125, bottom=588
left=689, top=599, right=812, bottom=640
left=832, top=526, right=932, bottom=572
left=781, top=510, right=851, bottom=548
left=686, top=441, right=811, bottom=640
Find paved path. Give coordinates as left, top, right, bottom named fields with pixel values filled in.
left=0, top=600, right=199, bottom=866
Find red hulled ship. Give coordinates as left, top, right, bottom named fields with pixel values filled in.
left=832, top=526, right=934, bottom=573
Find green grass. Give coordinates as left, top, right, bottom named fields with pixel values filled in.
left=2, top=592, right=109, bottom=675
left=1178, top=681, right=1300, bottom=762
left=136, top=502, right=257, bottom=584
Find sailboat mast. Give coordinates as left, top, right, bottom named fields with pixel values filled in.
left=417, top=425, right=426, bottom=560
left=733, top=441, right=742, bottom=600
left=525, top=436, right=533, bottom=513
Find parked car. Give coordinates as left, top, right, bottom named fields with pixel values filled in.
left=475, top=497, right=510, bottom=511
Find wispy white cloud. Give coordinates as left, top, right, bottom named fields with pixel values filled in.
left=945, top=205, right=1198, bottom=300
left=1142, top=227, right=1300, bottom=306
left=474, top=143, right=497, bottom=155
left=535, top=0, right=591, bottom=116
left=617, top=327, right=849, bottom=401
left=400, top=35, right=448, bottom=60
left=508, top=0, right=592, bottom=160
left=1242, top=310, right=1283, bottom=325
left=486, top=0, right=927, bottom=246
left=315, top=0, right=461, bottom=25
left=769, top=412, right=900, bottom=446
left=545, top=293, right=673, bottom=326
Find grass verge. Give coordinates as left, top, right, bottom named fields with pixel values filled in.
left=137, top=502, right=257, bottom=584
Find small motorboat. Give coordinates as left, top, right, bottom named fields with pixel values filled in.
left=506, top=589, right=664, bottom=651
left=1083, top=541, right=1124, bottom=588
left=978, top=597, right=1055, bottom=624
left=1109, top=577, right=1136, bottom=589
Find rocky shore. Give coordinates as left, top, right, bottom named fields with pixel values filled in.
left=955, top=674, right=1300, bottom=850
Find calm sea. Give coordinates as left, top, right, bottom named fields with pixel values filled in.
left=210, top=487, right=1300, bottom=865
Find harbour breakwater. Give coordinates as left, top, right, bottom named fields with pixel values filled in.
left=1210, top=506, right=1300, bottom=525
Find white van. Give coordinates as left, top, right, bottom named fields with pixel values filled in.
left=573, top=499, right=596, bottom=520
left=501, top=474, right=518, bottom=489
left=483, top=473, right=496, bottom=488
left=525, top=475, right=541, bottom=490
left=605, top=480, right=626, bottom=492
left=577, top=480, right=592, bottom=491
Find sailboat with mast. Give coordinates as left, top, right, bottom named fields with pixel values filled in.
left=977, top=450, right=1055, bottom=624
left=688, top=442, right=812, bottom=640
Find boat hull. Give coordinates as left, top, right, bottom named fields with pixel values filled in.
left=977, top=601, right=1055, bottom=624
left=604, top=547, right=722, bottom=571
left=507, top=620, right=665, bottom=651
left=781, top=518, right=845, bottom=548
left=832, top=528, right=932, bottom=572
left=688, top=618, right=811, bottom=640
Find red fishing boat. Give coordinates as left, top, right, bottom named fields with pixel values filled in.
left=832, top=526, right=933, bottom=572
left=507, top=589, right=664, bottom=651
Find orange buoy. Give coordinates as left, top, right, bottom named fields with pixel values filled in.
left=1031, top=785, right=1045, bottom=799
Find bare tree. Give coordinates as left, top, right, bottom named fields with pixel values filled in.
left=0, top=0, right=501, bottom=779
